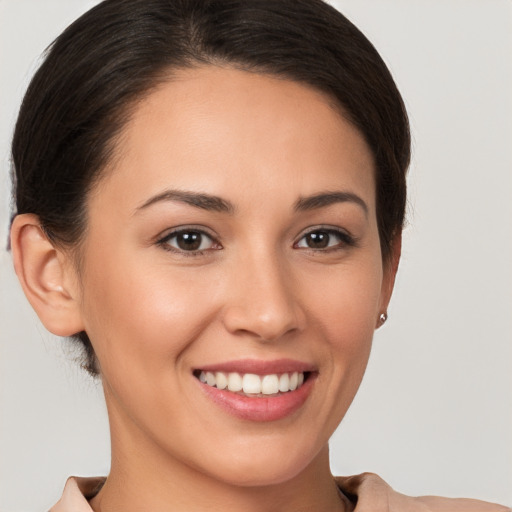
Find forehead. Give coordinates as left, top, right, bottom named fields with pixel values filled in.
left=96, top=65, right=375, bottom=213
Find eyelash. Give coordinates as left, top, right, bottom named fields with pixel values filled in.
left=156, top=227, right=220, bottom=257
left=294, top=227, right=357, bottom=252
left=156, top=226, right=356, bottom=257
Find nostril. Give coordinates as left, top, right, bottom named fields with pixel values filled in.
left=221, top=306, right=302, bottom=343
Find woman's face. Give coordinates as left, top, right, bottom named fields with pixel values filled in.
left=75, top=66, right=396, bottom=486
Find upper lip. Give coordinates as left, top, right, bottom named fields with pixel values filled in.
left=196, top=358, right=316, bottom=375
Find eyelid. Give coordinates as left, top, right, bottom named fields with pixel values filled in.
left=156, top=225, right=222, bottom=255
left=154, top=224, right=356, bottom=256
left=294, top=225, right=357, bottom=250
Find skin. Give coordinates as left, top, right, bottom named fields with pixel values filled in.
left=11, top=66, right=399, bottom=512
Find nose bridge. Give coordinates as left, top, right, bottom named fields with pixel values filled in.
left=222, top=245, right=302, bottom=341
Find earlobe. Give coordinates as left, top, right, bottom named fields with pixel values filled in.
left=10, top=214, right=85, bottom=336
left=376, top=234, right=402, bottom=329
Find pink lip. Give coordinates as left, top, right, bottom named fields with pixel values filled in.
left=195, top=359, right=317, bottom=422
left=197, top=358, right=316, bottom=375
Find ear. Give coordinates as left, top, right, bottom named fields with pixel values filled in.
left=10, top=214, right=85, bottom=336
left=376, top=233, right=402, bottom=329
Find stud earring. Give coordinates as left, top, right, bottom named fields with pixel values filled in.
left=379, top=312, right=388, bottom=325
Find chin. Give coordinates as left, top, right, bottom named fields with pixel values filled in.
left=208, top=457, right=311, bottom=488
left=188, top=432, right=326, bottom=488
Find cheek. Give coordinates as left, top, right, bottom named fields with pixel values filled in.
left=78, top=248, right=221, bottom=380
left=303, top=257, right=383, bottom=344
left=302, top=256, right=383, bottom=404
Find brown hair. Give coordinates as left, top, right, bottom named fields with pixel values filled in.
left=11, top=0, right=410, bottom=375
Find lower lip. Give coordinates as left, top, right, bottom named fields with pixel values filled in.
left=197, top=374, right=316, bottom=422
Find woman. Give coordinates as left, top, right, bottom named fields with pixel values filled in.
left=6, top=0, right=510, bottom=510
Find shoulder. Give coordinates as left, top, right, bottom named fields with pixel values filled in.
left=49, top=477, right=104, bottom=512
left=49, top=473, right=510, bottom=512
left=336, top=472, right=510, bottom=512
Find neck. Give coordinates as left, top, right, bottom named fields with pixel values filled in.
left=90, top=394, right=349, bottom=512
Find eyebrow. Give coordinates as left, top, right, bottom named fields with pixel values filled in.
left=135, top=189, right=235, bottom=214
left=294, top=191, right=368, bottom=216
left=135, top=188, right=368, bottom=217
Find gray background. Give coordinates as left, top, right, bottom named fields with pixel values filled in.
left=1, top=0, right=511, bottom=510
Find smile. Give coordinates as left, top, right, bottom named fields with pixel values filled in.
left=194, top=360, right=317, bottom=422
left=197, top=370, right=306, bottom=396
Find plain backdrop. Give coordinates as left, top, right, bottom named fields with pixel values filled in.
left=1, top=1, right=511, bottom=510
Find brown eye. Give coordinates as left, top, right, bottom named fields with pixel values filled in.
left=303, top=231, right=330, bottom=249
left=176, top=232, right=203, bottom=250
left=295, top=228, right=353, bottom=250
left=161, top=230, right=217, bottom=253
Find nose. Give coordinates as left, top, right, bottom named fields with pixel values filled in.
left=221, top=251, right=304, bottom=342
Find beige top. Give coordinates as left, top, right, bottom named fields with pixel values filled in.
left=50, top=473, right=510, bottom=511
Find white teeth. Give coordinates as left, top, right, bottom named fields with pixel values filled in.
left=242, top=373, right=261, bottom=394
left=227, top=372, right=243, bottom=392
left=261, top=374, right=279, bottom=395
left=289, top=371, right=298, bottom=391
left=199, top=370, right=306, bottom=394
left=278, top=373, right=289, bottom=392
left=206, top=371, right=216, bottom=386
left=215, top=371, right=228, bottom=390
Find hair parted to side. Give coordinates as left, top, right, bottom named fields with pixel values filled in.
left=11, top=0, right=410, bottom=376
